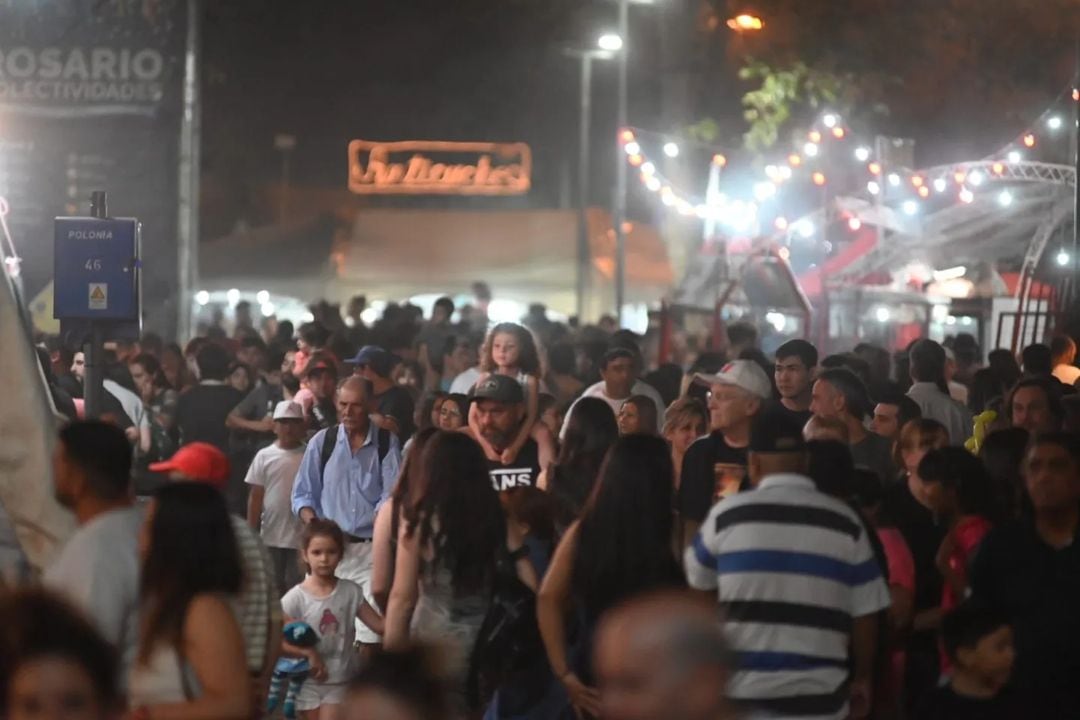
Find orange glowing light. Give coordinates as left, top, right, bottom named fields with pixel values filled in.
left=953, top=170, right=967, bottom=184
left=918, top=186, right=930, bottom=198
left=789, top=154, right=802, bottom=167
left=620, top=129, right=636, bottom=144
left=812, top=172, right=826, bottom=186
left=348, top=140, right=532, bottom=196
left=808, top=130, right=822, bottom=143
left=1023, top=133, right=1036, bottom=148
left=1074, top=88, right=1079, bottom=102
left=628, top=154, right=644, bottom=167
left=712, top=154, right=728, bottom=167
left=992, top=162, right=1005, bottom=175
left=832, top=127, right=846, bottom=139
left=868, top=162, right=882, bottom=176
left=911, top=176, right=924, bottom=188
left=726, top=14, right=765, bottom=32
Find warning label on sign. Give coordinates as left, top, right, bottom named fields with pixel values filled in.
left=88, top=283, right=108, bottom=310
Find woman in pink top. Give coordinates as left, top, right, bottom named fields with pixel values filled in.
left=917, top=447, right=1002, bottom=672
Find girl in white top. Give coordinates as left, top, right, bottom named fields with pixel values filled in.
left=282, top=519, right=383, bottom=719
left=128, top=483, right=251, bottom=720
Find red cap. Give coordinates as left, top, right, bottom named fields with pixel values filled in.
left=149, top=443, right=231, bottom=488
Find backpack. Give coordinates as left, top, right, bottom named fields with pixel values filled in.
left=318, top=424, right=392, bottom=478
left=466, top=544, right=544, bottom=709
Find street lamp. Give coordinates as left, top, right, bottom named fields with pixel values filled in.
left=727, top=13, right=764, bottom=32
left=564, top=35, right=620, bottom=322
left=607, top=0, right=658, bottom=326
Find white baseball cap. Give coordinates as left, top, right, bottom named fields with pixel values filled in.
left=273, top=401, right=305, bottom=421
left=695, top=360, right=773, bottom=400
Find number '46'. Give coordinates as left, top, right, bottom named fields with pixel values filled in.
left=84, top=259, right=102, bottom=271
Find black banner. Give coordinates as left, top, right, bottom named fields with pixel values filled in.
left=0, top=0, right=186, bottom=338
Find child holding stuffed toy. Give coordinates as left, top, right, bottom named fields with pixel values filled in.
left=280, top=519, right=384, bottom=719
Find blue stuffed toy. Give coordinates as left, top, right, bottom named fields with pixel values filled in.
left=267, top=621, right=320, bottom=719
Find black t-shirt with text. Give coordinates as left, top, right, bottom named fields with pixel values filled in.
left=487, top=439, right=541, bottom=493
left=678, top=432, right=749, bottom=524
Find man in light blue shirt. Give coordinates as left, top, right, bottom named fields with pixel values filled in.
left=292, top=376, right=401, bottom=643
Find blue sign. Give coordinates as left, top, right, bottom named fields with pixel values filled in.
left=54, top=217, right=140, bottom=321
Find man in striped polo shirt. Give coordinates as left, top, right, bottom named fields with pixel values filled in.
left=685, top=407, right=889, bottom=720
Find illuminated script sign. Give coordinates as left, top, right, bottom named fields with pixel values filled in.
left=348, top=140, right=531, bottom=196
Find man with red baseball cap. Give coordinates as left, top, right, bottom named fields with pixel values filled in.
left=150, top=443, right=280, bottom=701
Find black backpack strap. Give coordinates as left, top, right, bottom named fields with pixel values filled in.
left=319, top=425, right=340, bottom=479
left=377, top=427, right=391, bottom=463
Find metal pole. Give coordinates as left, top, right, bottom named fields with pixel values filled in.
left=577, top=55, right=593, bottom=323
left=280, top=148, right=291, bottom=224
left=177, top=0, right=201, bottom=344
left=83, top=191, right=108, bottom=420
left=613, top=0, right=629, bottom=325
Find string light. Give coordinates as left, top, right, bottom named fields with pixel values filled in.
left=795, top=219, right=815, bottom=238
left=804, top=143, right=820, bottom=157
left=812, top=172, right=826, bottom=186
left=867, top=181, right=880, bottom=195
left=848, top=217, right=862, bottom=231
left=832, top=127, right=846, bottom=139
left=663, top=142, right=680, bottom=158
left=620, top=129, right=635, bottom=143
left=629, top=154, right=644, bottom=167
left=855, top=147, right=871, bottom=162
left=808, top=130, right=822, bottom=143
left=991, top=162, right=1004, bottom=175
left=774, top=217, right=789, bottom=231
left=778, top=165, right=792, bottom=180
left=998, top=190, right=1013, bottom=207
left=1007, top=151, right=1022, bottom=163
left=1023, top=133, right=1036, bottom=148
left=968, top=171, right=984, bottom=187
left=645, top=176, right=661, bottom=192
left=953, top=170, right=967, bottom=184
left=624, top=141, right=641, bottom=155
left=712, top=154, right=727, bottom=167
left=959, top=187, right=974, bottom=204
left=918, top=186, right=930, bottom=198
left=822, top=114, right=838, bottom=128
left=1047, top=116, right=1063, bottom=130
left=911, top=176, right=924, bottom=188
left=868, top=162, right=882, bottom=175
left=788, top=154, right=802, bottom=167
left=641, top=161, right=656, bottom=176
left=888, top=173, right=901, bottom=187
left=1057, top=250, right=1071, bottom=266
left=902, top=200, right=918, bottom=216
left=933, top=178, right=947, bottom=193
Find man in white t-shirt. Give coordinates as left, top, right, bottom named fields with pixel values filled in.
left=44, top=420, right=143, bottom=688
left=246, top=401, right=308, bottom=594
left=562, top=348, right=665, bottom=439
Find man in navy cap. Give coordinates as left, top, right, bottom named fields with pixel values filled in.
left=346, top=345, right=415, bottom=442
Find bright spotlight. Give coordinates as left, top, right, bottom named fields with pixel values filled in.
left=875, top=307, right=891, bottom=323
left=663, top=142, right=679, bottom=158
left=1057, top=250, right=1071, bottom=267
left=933, top=178, right=948, bottom=193
left=823, top=114, right=838, bottom=128
left=598, top=33, right=623, bottom=52
left=998, top=190, right=1013, bottom=207
left=624, top=141, right=640, bottom=156
left=1048, top=116, right=1063, bottom=130
left=260, top=302, right=275, bottom=317
left=902, top=200, right=918, bottom=216
left=888, top=173, right=901, bottom=187
left=867, top=181, right=880, bottom=195
left=968, top=171, right=984, bottom=187
left=195, top=290, right=210, bottom=306
left=226, top=288, right=241, bottom=305
left=256, top=290, right=270, bottom=305
left=803, top=142, right=819, bottom=157
left=854, top=147, right=871, bottom=162
left=795, top=219, right=814, bottom=238
left=1007, top=150, right=1022, bottom=163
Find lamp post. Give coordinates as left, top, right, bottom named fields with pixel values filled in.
left=565, top=34, right=620, bottom=323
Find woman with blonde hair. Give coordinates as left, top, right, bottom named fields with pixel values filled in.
left=662, top=398, right=707, bottom=490
left=881, top=418, right=950, bottom=714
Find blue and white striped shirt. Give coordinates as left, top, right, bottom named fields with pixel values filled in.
left=291, top=423, right=401, bottom=539
left=684, top=473, right=890, bottom=720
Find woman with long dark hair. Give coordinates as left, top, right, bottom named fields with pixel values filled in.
left=384, top=431, right=506, bottom=713
left=128, top=483, right=250, bottom=719
left=371, top=427, right=439, bottom=613
left=129, top=353, right=178, bottom=464
left=540, top=397, right=618, bottom=532
left=537, top=434, right=684, bottom=718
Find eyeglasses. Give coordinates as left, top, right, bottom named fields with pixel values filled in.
left=440, top=407, right=463, bottom=417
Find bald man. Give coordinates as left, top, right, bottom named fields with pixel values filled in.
left=594, top=591, right=740, bottom=720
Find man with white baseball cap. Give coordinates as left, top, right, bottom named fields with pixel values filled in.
left=246, top=400, right=308, bottom=593
left=677, top=359, right=773, bottom=548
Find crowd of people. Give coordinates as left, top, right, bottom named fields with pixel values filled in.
left=4, top=290, right=1080, bottom=720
